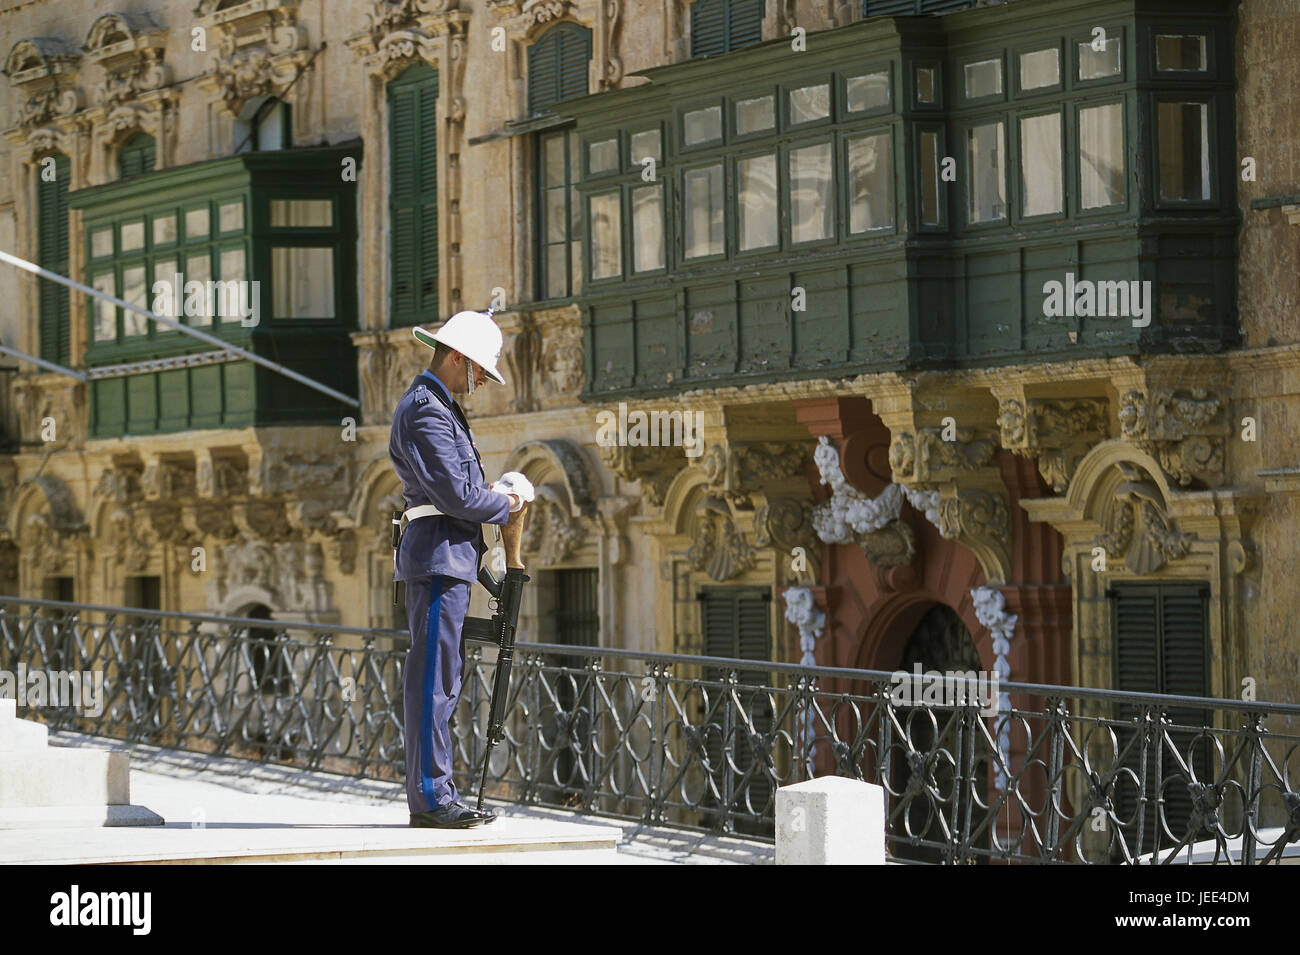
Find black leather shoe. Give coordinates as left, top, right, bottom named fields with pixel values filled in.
left=410, top=802, right=490, bottom=829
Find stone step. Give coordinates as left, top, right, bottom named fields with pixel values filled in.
left=0, top=700, right=50, bottom=753
left=0, top=818, right=623, bottom=865
left=0, top=748, right=130, bottom=808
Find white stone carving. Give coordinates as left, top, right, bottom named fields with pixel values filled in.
left=971, top=585, right=1018, bottom=790
left=811, top=436, right=902, bottom=543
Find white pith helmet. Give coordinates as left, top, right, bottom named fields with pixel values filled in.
left=412, top=309, right=506, bottom=384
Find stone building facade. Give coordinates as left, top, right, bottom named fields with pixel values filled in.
left=0, top=0, right=1296, bottom=723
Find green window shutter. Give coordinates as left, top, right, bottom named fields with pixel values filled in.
left=528, top=23, right=591, bottom=115
left=727, top=0, right=763, bottom=50
left=36, top=153, right=71, bottom=366
left=118, top=133, right=156, bottom=179
left=691, top=0, right=763, bottom=58
left=387, top=64, right=439, bottom=327
left=1110, top=582, right=1210, bottom=857
left=690, top=0, right=727, bottom=58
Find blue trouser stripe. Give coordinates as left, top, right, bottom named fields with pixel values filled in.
left=421, top=574, right=443, bottom=809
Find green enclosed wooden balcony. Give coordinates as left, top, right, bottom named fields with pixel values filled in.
left=556, top=0, right=1238, bottom=399
left=68, top=142, right=361, bottom=437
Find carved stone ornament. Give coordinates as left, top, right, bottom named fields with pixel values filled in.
left=888, top=427, right=997, bottom=485
left=754, top=498, right=817, bottom=563
left=998, top=396, right=1108, bottom=493
left=810, top=436, right=918, bottom=566
left=701, top=441, right=809, bottom=508
left=1094, top=463, right=1194, bottom=574
left=1120, top=387, right=1228, bottom=489
left=520, top=484, right=587, bottom=565
left=83, top=12, right=169, bottom=108
left=601, top=443, right=685, bottom=507
left=197, top=0, right=312, bottom=116
left=781, top=585, right=825, bottom=667
left=4, top=37, right=83, bottom=129
left=687, top=495, right=757, bottom=582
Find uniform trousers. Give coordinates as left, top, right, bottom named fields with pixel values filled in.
left=402, top=573, right=472, bottom=813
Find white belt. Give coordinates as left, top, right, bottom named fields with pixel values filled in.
left=396, top=504, right=443, bottom=534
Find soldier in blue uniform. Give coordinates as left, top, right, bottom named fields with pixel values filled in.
left=389, top=309, right=523, bottom=829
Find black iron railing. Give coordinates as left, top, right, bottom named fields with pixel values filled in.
left=2, top=596, right=1298, bottom=864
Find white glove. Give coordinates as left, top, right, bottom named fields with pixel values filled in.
left=490, top=471, right=535, bottom=512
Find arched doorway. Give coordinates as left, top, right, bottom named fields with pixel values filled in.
left=888, top=602, right=993, bottom=864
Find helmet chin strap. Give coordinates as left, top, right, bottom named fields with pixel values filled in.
left=465, top=357, right=476, bottom=396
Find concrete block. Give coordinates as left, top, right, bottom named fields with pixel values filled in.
left=776, top=775, right=885, bottom=865
left=0, top=703, right=50, bottom=752
left=0, top=749, right=131, bottom=808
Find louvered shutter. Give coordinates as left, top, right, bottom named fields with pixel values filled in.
left=690, top=0, right=727, bottom=58
left=388, top=65, right=439, bottom=327
left=36, top=153, right=70, bottom=365
left=1111, top=582, right=1210, bottom=857
left=700, top=588, right=774, bottom=835
left=528, top=24, right=591, bottom=115
left=863, top=0, right=972, bottom=15
left=728, top=0, right=763, bottom=50
left=118, top=134, right=156, bottom=179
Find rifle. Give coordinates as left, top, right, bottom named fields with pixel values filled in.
left=462, top=505, right=529, bottom=812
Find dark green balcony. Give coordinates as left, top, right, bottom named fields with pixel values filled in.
left=555, top=0, right=1239, bottom=399
left=68, top=142, right=361, bottom=437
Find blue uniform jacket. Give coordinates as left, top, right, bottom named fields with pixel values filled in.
left=389, top=372, right=510, bottom=584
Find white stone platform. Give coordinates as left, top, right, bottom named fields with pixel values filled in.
left=0, top=698, right=163, bottom=829
left=0, top=730, right=774, bottom=865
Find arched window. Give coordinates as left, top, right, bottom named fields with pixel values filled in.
left=117, top=132, right=156, bottom=178
left=387, top=62, right=440, bottom=327
left=689, top=0, right=763, bottom=58
left=527, top=22, right=592, bottom=116
left=234, top=96, right=290, bottom=152
left=36, top=152, right=71, bottom=364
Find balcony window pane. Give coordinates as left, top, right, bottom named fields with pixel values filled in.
left=1020, top=113, right=1062, bottom=217
left=219, top=248, right=247, bottom=322
left=544, top=134, right=567, bottom=187
left=789, top=84, right=829, bottom=124
left=1078, top=37, right=1122, bottom=80
left=122, top=265, right=148, bottom=336
left=920, top=131, right=940, bottom=226
left=684, top=106, right=722, bottom=145
left=684, top=164, right=724, bottom=258
left=219, top=200, right=244, bottom=233
left=790, top=142, right=833, bottom=243
left=848, top=132, right=893, bottom=233
left=185, top=207, right=209, bottom=240
left=547, top=246, right=567, bottom=298
left=91, top=271, right=116, bottom=341
left=121, top=221, right=144, bottom=253
left=152, top=214, right=176, bottom=246
left=733, top=96, right=769, bottom=135
left=1156, top=35, right=1206, bottom=72
left=737, top=153, right=777, bottom=250
left=631, top=184, right=664, bottom=272
left=270, top=200, right=332, bottom=227
left=185, top=252, right=213, bottom=326
left=589, top=191, right=622, bottom=278
left=1158, top=102, right=1210, bottom=201
left=545, top=186, right=568, bottom=244
left=631, top=129, right=661, bottom=164
left=967, top=121, right=1006, bottom=223
left=272, top=247, right=335, bottom=318
left=846, top=72, right=889, bottom=112
left=916, top=66, right=937, bottom=105
left=588, top=138, right=618, bottom=174
left=1079, top=103, right=1125, bottom=208
left=152, top=257, right=177, bottom=316
left=1019, top=48, right=1059, bottom=90
left=91, top=228, right=113, bottom=259
left=964, top=59, right=1002, bottom=99
left=735, top=95, right=774, bottom=135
